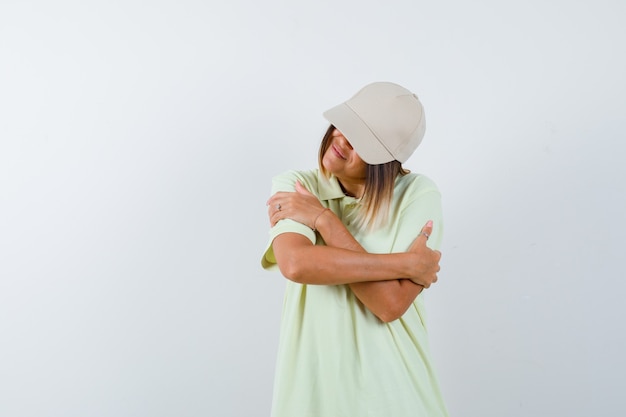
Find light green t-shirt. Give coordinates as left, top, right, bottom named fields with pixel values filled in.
left=262, top=169, right=449, bottom=417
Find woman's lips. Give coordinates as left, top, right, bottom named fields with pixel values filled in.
left=331, top=144, right=346, bottom=160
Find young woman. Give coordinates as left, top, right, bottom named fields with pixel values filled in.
left=261, top=82, right=449, bottom=417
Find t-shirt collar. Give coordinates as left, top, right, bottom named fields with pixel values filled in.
left=317, top=170, right=354, bottom=201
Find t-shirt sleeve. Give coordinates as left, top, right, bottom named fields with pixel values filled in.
left=396, top=175, right=444, bottom=252
left=261, top=219, right=316, bottom=270
left=261, top=170, right=317, bottom=270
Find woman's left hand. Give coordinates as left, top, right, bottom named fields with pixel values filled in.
left=267, top=181, right=326, bottom=228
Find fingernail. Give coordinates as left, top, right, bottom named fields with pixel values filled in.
left=426, top=220, right=433, bottom=227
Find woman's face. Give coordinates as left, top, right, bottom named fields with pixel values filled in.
left=322, top=129, right=368, bottom=184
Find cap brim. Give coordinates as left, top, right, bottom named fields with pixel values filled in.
left=323, top=103, right=394, bottom=165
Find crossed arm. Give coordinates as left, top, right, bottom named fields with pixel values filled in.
left=268, top=181, right=441, bottom=323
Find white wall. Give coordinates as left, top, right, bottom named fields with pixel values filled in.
left=1, top=1, right=625, bottom=416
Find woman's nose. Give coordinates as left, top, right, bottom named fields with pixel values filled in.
left=335, top=130, right=353, bottom=149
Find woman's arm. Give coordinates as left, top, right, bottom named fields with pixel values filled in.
left=271, top=229, right=436, bottom=288
left=312, top=209, right=434, bottom=322
left=268, top=181, right=441, bottom=322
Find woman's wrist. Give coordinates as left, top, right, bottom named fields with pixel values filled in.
left=312, top=208, right=331, bottom=231
left=401, top=252, right=418, bottom=281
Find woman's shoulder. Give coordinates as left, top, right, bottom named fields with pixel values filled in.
left=396, top=172, right=440, bottom=195
left=271, top=169, right=320, bottom=193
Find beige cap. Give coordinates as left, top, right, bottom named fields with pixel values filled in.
left=323, top=82, right=426, bottom=164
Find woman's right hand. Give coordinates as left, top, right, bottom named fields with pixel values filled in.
left=406, top=221, right=441, bottom=288
left=266, top=181, right=326, bottom=229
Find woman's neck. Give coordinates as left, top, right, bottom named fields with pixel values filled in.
left=338, top=180, right=364, bottom=199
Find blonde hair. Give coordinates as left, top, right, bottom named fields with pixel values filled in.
left=318, top=125, right=409, bottom=230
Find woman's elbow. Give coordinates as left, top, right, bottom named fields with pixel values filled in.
left=377, top=283, right=423, bottom=322
left=374, top=299, right=411, bottom=323
left=273, top=237, right=314, bottom=283
left=377, top=306, right=407, bottom=323
left=277, top=258, right=306, bottom=283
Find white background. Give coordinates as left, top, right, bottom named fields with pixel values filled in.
left=1, top=1, right=625, bottom=416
